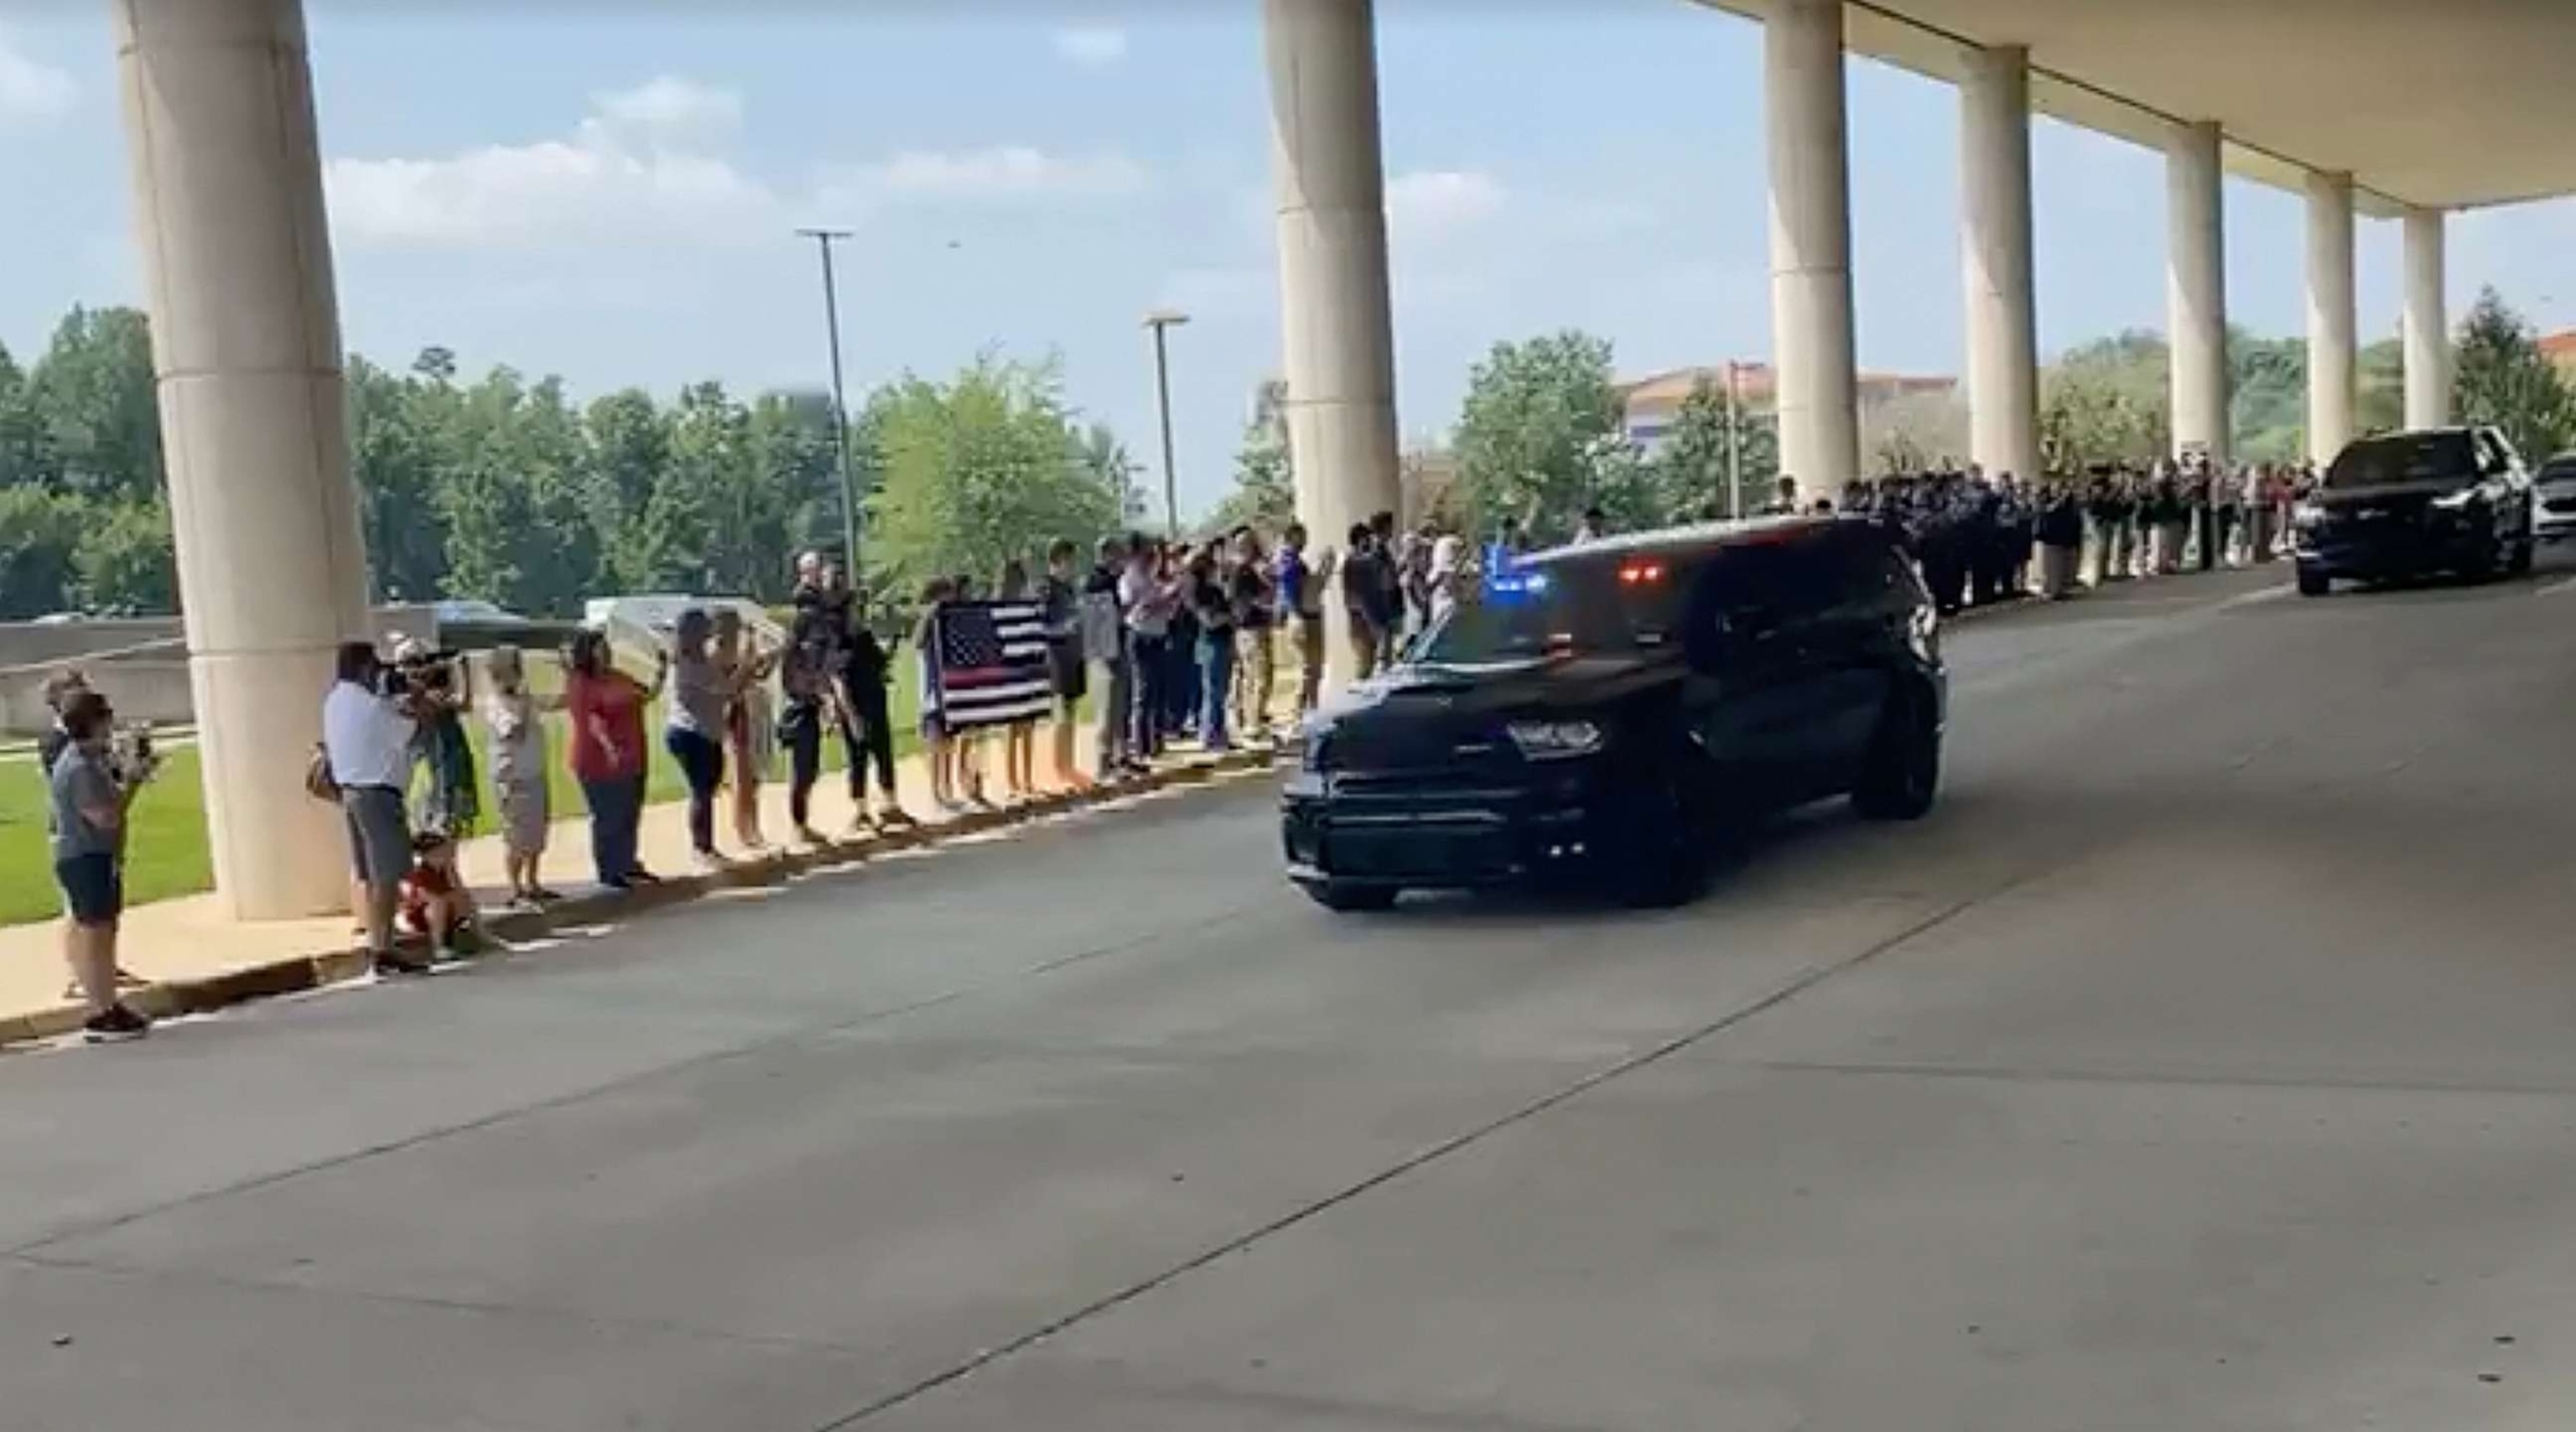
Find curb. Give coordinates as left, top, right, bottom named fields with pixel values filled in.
left=1, top=746, right=1281, bottom=1052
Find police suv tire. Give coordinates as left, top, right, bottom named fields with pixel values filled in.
left=1852, top=687, right=1940, bottom=822
left=2296, top=567, right=2331, bottom=597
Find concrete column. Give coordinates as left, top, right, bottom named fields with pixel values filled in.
left=1960, top=44, right=2038, bottom=483
left=1764, top=0, right=1860, bottom=499
left=2402, top=206, right=2451, bottom=428
left=2303, top=170, right=2356, bottom=464
left=117, top=0, right=371, bottom=920
left=2164, top=120, right=2230, bottom=463
left=1264, top=0, right=1400, bottom=688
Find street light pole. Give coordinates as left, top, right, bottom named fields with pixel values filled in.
left=1723, top=360, right=1743, bottom=519
left=798, top=227, right=862, bottom=573
left=1143, top=309, right=1190, bottom=537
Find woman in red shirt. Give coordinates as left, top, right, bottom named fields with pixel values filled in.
left=564, top=629, right=665, bottom=889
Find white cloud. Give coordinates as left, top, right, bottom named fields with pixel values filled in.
left=0, top=29, right=77, bottom=125
left=852, top=147, right=1150, bottom=201
left=1385, top=169, right=1508, bottom=246
left=326, top=79, right=781, bottom=250
left=328, top=74, right=1151, bottom=251
left=587, top=75, right=743, bottom=147
left=1053, top=25, right=1130, bottom=68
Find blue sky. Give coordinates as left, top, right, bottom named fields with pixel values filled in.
left=3, top=3, right=2573, bottom=519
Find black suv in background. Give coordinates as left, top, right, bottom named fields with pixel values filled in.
left=2292, top=427, right=2535, bottom=594
left=1281, top=517, right=1947, bottom=911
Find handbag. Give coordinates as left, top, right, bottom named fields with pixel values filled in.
left=303, top=743, right=339, bottom=802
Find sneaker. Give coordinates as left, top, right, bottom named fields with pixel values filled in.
left=626, top=869, right=662, bottom=886
left=371, top=950, right=434, bottom=978
left=876, top=806, right=919, bottom=829
left=81, top=1003, right=151, bottom=1043
left=527, top=886, right=566, bottom=905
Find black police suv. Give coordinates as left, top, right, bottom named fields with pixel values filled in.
left=1282, top=517, right=1947, bottom=911
left=2292, top=426, right=2536, bottom=595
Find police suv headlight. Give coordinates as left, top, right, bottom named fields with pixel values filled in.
left=1505, top=719, right=1604, bottom=760
left=1300, top=724, right=1333, bottom=772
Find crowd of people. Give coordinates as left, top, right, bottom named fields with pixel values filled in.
left=1840, top=455, right=2314, bottom=610
left=39, top=454, right=2315, bottom=1040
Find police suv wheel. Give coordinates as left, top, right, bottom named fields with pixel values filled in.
left=1853, top=687, right=1940, bottom=822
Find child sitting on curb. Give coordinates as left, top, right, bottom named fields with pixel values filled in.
left=398, top=831, right=486, bottom=962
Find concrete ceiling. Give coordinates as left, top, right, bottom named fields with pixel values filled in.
left=1698, top=0, right=2576, bottom=217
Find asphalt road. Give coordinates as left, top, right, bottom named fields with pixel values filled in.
left=7, top=555, right=2576, bottom=1431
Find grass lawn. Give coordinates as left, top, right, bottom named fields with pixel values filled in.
left=0, top=661, right=937, bottom=929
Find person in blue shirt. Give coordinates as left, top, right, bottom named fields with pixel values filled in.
left=1275, top=522, right=1335, bottom=714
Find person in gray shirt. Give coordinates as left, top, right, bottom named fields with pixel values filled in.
left=662, top=608, right=730, bottom=867
left=49, top=690, right=148, bottom=1041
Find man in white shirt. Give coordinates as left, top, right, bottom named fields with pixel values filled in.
left=322, top=641, right=425, bottom=974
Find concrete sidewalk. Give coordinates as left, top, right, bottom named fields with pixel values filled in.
left=0, top=719, right=1277, bottom=1047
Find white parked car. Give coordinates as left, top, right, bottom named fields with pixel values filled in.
left=583, top=594, right=783, bottom=658
left=2535, top=453, right=2576, bottom=544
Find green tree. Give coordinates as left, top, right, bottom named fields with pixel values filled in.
left=1452, top=330, right=1628, bottom=540
left=1072, top=422, right=1145, bottom=528
left=1649, top=376, right=1778, bottom=521
left=74, top=500, right=176, bottom=615
left=346, top=354, right=449, bottom=602
left=2357, top=339, right=2404, bottom=436
left=0, top=342, right=38, bottom=490
left=1207, top=413, right=1294, bottom=536
left=748, top=390, right=851, bottom=575
left=2228, top=331, right=2308, bottom=461
left=586, top=388, right=675, bottom=592
left=511, top=376, right=607, bottom=614
left=865, top=355, right=1124, bottom=600
left=0, top=485, right=83, bottom=618
left=2452, top=287, right=2574, bottom=463
left=24, top=306, right=162, bottom=503
left=2038, top=371, right=2163, bottom=472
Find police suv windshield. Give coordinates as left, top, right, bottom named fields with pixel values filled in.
left=1410, top=557, right=1693, bottom=665
left=2325, top=432, right=2476, bottom=490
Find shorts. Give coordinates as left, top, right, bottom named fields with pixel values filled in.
left=341, top=785, right=412, bottom=886
left=55, top=853, right=122, bottom=926
left=1047, top=641, right=1088, bottom=702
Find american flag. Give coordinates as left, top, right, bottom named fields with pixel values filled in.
left=931, top=599, right=1054, bottom=730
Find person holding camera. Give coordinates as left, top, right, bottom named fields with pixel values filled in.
left=324, top=641, right=432, bottom=977
left=391, top=636, right=479, bottom=841
left=52, top=689, right=152, bottom=1040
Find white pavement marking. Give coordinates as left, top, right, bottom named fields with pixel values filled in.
left=2533, top=573, right=2576, bottom=598
left=2212, top=584, right=2297, bottom=613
